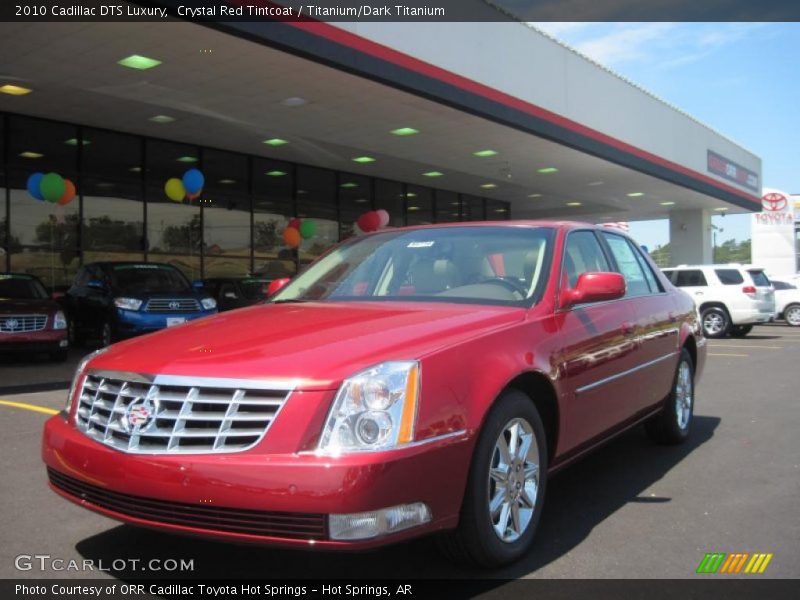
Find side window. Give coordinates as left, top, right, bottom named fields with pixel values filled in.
left=601, top=232, right=651, bottom=296
left=773, top=281, right=789, bottom=291
left=73, top=267, right=90, bottom=288
left=674, top=270, right=707, bottom=287
left=715, top=269, right=744, bottom=285
left=563, top=231, right=610, bottom=288
left=748, top=270, right=771, bottom=287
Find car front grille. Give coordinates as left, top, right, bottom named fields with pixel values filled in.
left=75, top=371, right=292, bottom=454
left=48, top=468, right=327, bottom=540
left=145, top=299, right=200, bottom=312
left=0, top=314, right=47, bottom=333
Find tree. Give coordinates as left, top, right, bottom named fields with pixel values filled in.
left=714, top=238, right=751, bottom=264
left=254, top=219, right=280, bottom=251
left=0, top=218, right=23, bottom=254
left=649, top=243, right=670, bottom=268
left=162, top=213, right=203, bottom=254
left=34, top=213, right=79, bottom=265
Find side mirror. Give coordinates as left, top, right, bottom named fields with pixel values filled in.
left=560, top=272, right=626, bottom=308
left=267, top=278, right=290, bottom=298
left=192, top=280, right=204, bottom=290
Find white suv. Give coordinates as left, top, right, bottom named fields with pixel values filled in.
left=771, top=278, right=800, bottom=327
left=662, top=264, right=776, bottom=338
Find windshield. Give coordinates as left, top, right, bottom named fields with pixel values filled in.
left=111, top=264, right=192, bottom=295
left=273, top=226, right=554, bottom=306
left=0, top=275, right=48, bottom=300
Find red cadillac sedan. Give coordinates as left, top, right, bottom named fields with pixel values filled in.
left=43, top=221, right=705, bottom=566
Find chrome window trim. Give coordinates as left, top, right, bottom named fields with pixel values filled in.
left=576, top=351, right=678, bottom=395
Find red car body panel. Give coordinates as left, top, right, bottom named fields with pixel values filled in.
left=42, top=221, right=705, bottom=548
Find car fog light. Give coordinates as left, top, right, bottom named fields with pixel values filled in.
left=355, top=411, right=392, bottom=445
left=329, top=502, right=431, bottom=540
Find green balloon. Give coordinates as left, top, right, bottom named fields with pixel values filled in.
left=40, top=172, right=66, bottom=203
left=299, top=219, right=317, bottom=239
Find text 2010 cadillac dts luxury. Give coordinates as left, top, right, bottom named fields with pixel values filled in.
left=43, top=222, right=705, bottom=566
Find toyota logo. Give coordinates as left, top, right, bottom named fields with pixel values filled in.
left=168, top=301, right=180, bottom=310
left=4, top=318, right=19, bottom=330
left=121, top=397, right=158, bottom=434
left=762, top=192, right=787, bottom=212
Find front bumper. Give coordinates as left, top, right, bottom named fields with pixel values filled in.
left=114, top=308, right=216, bottom=337
left=0, top=329, right=67, bottom=353
left=42, top=414, right=470, bottom=549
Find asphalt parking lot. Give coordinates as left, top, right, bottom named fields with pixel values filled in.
left=1, top=324, right=798, bottom=581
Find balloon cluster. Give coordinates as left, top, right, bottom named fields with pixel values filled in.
left=283, top=218, right=316, bottom=248
left=356, top=209, right=390, bottom=233
left=27, top=172, right=77, bottom=205
left=164, top=169, right=205, bottom=203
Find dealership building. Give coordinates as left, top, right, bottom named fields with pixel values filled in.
left=0, top=7, right=764, bottom=288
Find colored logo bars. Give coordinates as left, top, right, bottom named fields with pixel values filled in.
left=696, top=552, right=773, bottom=574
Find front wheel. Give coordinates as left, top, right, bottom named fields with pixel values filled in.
left=645, top=348, right=695, bottom=445
left=701, top=306, right=730, bottom=338
left=729, top=324, right=753, bottom=337
left=437, top=390, right=547, bottom=567
left=784, top=304, right=800, bottom=327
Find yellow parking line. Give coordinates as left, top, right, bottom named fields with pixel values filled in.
left=708, top=353, right=749, bottom=357
left=708, top=344, right=782, bottom=350
left=0, top=399, right=59, bottom=416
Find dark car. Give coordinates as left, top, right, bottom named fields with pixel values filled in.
left=0, top=273, right=69, bottom=361
left=201, top=277, right=271, bottom=311
left=63, top=262, right=217, bottom=347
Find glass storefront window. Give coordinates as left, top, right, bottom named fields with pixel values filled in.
left=435, top=190, right=461, bottom=223
left=82, top=128, right=142, bottom=182
left=82, top=178, right=144, bottom=265
left=463, top=195, right=485, bottom=221
left=405, top=185, right=433, bottom=225
left=374, top=179, right=404, bottom=228
left=296, top=166, right=337, bottom=264
left=338, top=173, right=372, bottom=240
left=7, top=115, right=77, bottom=174
left=253, top=159, right=294, bottom=278
left=486, top=199, right=511, bottom=220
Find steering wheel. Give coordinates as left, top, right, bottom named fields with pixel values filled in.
left=479, top=277, right=528, bottom=297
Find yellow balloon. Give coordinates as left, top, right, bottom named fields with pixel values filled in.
left=165, top=178, right=185, bottom=202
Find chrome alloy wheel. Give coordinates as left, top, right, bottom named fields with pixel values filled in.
left=786, top=305, right=800, bottom=327
left=675, top=361, right=693, bottom=430
left=487, top=418, right=539, bottom=543
left=703, top=312, right=725, bottom=336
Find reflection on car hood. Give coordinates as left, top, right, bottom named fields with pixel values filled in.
left=0, top=298, right=57, bottom=313
left=92, top=301, right=525, bottom=389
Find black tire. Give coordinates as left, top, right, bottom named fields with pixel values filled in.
left=784, top=303, right=800, bottom=327
left=437, top=389, right=547, bottom=567
left=50, top=349, right=69, bottom=362
left=729, top=324, right=753, bottom=337
left=99, top=321, right=113, bottom=348
left=700, top=306, right=730, bottom=338
left=645, top=348, right=695, bottom=445
left=68, top=319, right=84, bottom=347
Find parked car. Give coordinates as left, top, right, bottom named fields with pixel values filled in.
left=44, top=222, right=705, bottom=567
left=661, top=264, right=775, bottom=338
left=201, top=277, right=271, bottom=312
left=0, top=273, right=69, bottom=361
left=771, top=278, right=800, bottom=326
left=62, top=262, right=217, bottom=347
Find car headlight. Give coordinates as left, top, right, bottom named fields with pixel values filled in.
left=317, top=361, right=420, bottom=455
left=114, top=297, right=142, bottom=310
left=53, top=310, right=67, bottom=330
left=64, top=348, right=107, bottom=417
left=201, top=297, right=217, bottom=310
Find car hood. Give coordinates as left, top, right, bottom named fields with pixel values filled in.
left=91, top=301, right=525, bottom=390
left=0, top=298, right=58, bottom=313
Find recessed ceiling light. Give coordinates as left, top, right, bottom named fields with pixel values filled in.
left=149, top=115, right=175, bottom=124
left=422, top=171, right=443, bottom=177
left=263, top=138, right=289, bottom=146
left=566, top=201, right=582, bottom=207
left=266, top=170, right=287, bottom=177
left=538, top=167, right=558, bottom=174
left=450, top=201, right=460, bottom=206
left=527, top=193, right=542, bottom=198
left=63, top=138, right=90, bottom=146
left=626, top=192, right=645, bottom=197
left=588, top=181, right=604, bottom=186
left=494, top=208, right=507, bottom=214
left=352, top=156, right=376, bottom=163
left=218, top=179, right=236, bottom=184
left=19, top=151, right=43, bottom=158
left=355, top=198, right=368, bottom=203
left=281, top=97, right=308, bottom=107
left=406, top=192, right=417, bottom=198
left=0, top=84, right=32, bottom=96
left=660, top=201, right=675, bottom=206
left=391, top=127, right=419, bottom=136
left=297, top=189, right=308, bottom=195
left=473, top=149, right=498, bottom=157
left=480, top=183, right=498, bottom=189
left=340, top=182, right=359, bottom=188
left=129, top=166, right=142, bottom=172
left=408, top=206, right=420, bottom=211
left=118, top=54, right=162, bottom=70
left=176, top=156, right=198, bottom=163
left=714, top=207, right=729, bottom=212
left=96, top=182, right=115, bottom=189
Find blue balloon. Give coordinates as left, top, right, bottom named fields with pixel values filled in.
left=27, top=172, right=45, bottom=201
left=182, top=169, right=204, bottom=194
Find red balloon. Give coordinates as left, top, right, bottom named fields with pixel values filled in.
left=57, top=179, right=76, bottom=205
left=356, top=213, right=370, bottom=232
left=288, top=218, right=301, bottom=230
left=365, top=211, right=381, bottom=232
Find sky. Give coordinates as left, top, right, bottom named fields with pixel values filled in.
left=531, top=22, right=800, bottom=249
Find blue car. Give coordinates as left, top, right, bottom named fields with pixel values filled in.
left=63, top=262, right=217, bottom=347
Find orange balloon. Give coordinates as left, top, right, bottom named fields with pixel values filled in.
left=57, top=179, right=76, bottom=205
left=283, top=227, right=301, bottom=248
left=186, top=190, right=201, bottom=200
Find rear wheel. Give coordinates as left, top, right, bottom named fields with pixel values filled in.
left=701, top=306, right=730, bottom=338
left=437, top=390, right=547, bottom=567
left=68, top=319, right=84, bottom=347
left=729, top=324, right=753, bottom=337
left=784, top=304, right=800, bottom=327
left=645, top=348, right=694, bottom=445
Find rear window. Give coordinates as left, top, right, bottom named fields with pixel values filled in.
left=110, top=264, right=191, bottom=295
left=674, top=270, right=707, bottom=287
left=715, top=269, right=744, bottom=285
left=748, top=270, right=771, bottom=287
left=773, top=281, right=796, bottom=291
